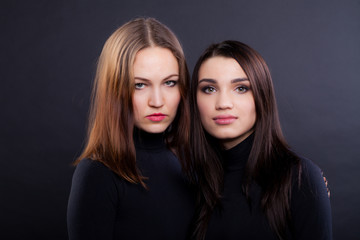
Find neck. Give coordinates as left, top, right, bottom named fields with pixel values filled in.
left=221, top=129, right=254, bottom=150
left=133, top=127, right=166, bottom=150
left=222, top=132, right=254, bottom=170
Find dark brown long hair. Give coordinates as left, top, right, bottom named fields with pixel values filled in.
left=76, top=17, right=190, bottom=187
left=190, top=40, right=301, bottom=240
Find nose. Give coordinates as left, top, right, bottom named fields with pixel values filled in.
left=215, top=91, right=233, bottom=110
left=149, top=87, right=164, bottom=108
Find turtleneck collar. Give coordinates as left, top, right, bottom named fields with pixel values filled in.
left=133, top=127, right=167, bottom=150
left=222, top=133, right=254, bottom=171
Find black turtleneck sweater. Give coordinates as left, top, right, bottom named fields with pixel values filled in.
left=67, top=130, right=195, bottom=240
left=205, top=135, right=332, bottom=240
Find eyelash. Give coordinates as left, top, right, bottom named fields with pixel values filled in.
left=134, top=80, right=178, bottom=90
left=201, top=85, right=250, bottom=94
left=135, top=83, right=146, bottom=90
left=235, top=86, right=249, bottom=93
left=164, top=80, right=178, bottom=87
left=201, top=86, right=217, bottom=94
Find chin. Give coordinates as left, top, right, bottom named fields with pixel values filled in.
left=139, top=124, right=169, bottom=134
left=209, top=129, right=239, bottom=140
left=215, top=134, right=239, bottom=140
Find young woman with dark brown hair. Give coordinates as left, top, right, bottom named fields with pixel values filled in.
left=190, top=40, right=332, bottom=240
left=67, top=18, right=194, bottom=240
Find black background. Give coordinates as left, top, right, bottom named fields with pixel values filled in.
left=1, top=0, right=359, bottom=239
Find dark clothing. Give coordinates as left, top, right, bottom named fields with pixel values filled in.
left=206, top=135, right=332, bottom=240
left=67, top=130, right=195, bottom=240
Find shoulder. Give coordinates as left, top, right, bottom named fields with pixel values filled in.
left=299, top=157, right=322, bottom=177
left=290, top=158, right=333, bottom=238
left=297, top=157, right=326, bottom=194
left=68, top=159, right=122, bottom=237
left=69, top=158, right=123, bottom=207
left=73, top=158, right=116, bottom=183
left=75, top=158, right=113, bottom=175
left=71, top=158, right=122, bottom=195
left=291, top=156, right=330, bottom=206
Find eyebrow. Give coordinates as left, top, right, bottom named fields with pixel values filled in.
left=198, top=78, right=216, bottom=84
left=231, top=78, right=249, bottom=83
left=198, top=78, right=249, bottom=84
left=134, top=74, right=179, bottom=82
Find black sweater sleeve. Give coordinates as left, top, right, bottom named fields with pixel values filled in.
left=67, top=159, right=120, bottom=240
left=291, top=158, right=332, bottom=240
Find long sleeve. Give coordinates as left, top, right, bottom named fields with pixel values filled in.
left=67, top=159, right=120, bottom=240
left=291, top=158, right=332, bottom=240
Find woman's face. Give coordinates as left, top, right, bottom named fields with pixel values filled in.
left=197, top=56, right=256, bottom=149
left=132, top=47, right=181, bottom=133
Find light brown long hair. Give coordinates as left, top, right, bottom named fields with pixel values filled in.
left=76, top=18, right=190, bottom=187
left=190, top=40, right=301, bottom=240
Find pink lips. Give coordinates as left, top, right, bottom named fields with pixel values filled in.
left=146, top=113, right=166, bottom=122
left=213, top=115, right=237, bottom=125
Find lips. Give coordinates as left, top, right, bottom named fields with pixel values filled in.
left=213, top=115, right=237, bottom=125
left=146, top=113, right=167, bottom=122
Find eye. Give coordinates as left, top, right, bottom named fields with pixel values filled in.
left=135, top=83, right=146, bottom=89
left=164, top=80, right=178, bottom=87
left=235, top=85, right=249, bottom=93
left=202, top=86, right=217, bottom=94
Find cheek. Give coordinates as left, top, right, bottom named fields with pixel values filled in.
left=132, top=94, right=144, bottom=118
left=167, top=89, right=181, bottom=110
left=245, top=98, right=256, bottom=124
left=196, top=96, right=212, bottom=123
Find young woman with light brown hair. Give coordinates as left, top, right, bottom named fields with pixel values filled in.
left=190, top=40, right=332, bottom=240
left=67, top=18, right=194, bottom=240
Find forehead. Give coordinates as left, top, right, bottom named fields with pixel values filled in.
left=133, top=47, right=178, bottom=77
left=198, top=56, right=247, bottom=82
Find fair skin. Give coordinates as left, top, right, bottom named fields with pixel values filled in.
left=197, top=56, right=256, bottom=149
left=132, top=46, right=180, bottom=134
